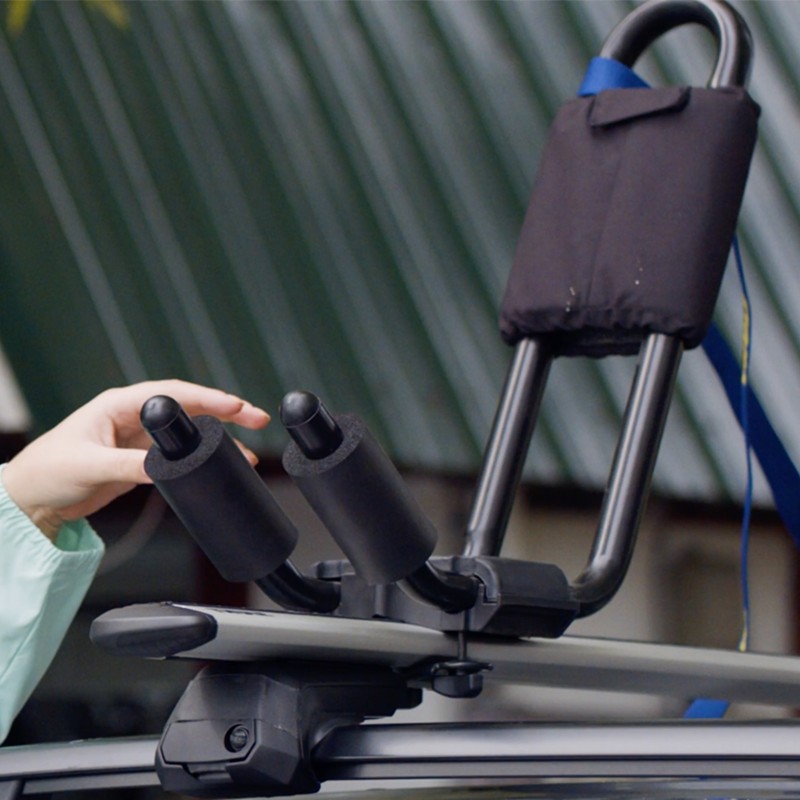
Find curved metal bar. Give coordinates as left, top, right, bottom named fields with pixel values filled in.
left=256, top=561, right=340, bottom=613
left=463, top=0, right=752, bottom=611
left=599, top=0, right=753, bottom=88
left=570, top=334, right=683, bottom=617
left=568, top=0, right=752, bottom=616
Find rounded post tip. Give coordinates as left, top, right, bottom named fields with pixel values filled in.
left=141, top=395, right=202, bottom=460
left=280, top=390, right=343, bottom=460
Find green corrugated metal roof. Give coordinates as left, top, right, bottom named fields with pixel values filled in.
left=0, top=0, right=799, bottom=505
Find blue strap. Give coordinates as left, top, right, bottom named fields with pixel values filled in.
left=578, top=57, right=649, bottom=96
left=682, top=698, right=731, bottom=719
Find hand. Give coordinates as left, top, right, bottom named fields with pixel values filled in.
left=2, top=380, right=271, bottom=541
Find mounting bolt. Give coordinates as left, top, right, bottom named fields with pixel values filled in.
left=225, top=724, right=250, bottom=752
left=431, top=670, right=484, bottom=699
left=428, top=659, right=492, bottom=699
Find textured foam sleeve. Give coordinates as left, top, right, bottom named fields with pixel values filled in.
left=144, top=416, right=222, bottom=480
left=281, top=414, right=365, bottom=478
left=283, top=415, right=437, bottom=585
left=145, top=416, right=297, bottom=582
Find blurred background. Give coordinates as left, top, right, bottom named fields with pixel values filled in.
left=0, top=0, right=799, bottom=790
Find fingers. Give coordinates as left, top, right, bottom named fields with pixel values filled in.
left=104, top=447, right=152, bottom=485
left=96, top=380, right=271, bottom=434
left=58, top=442, right=152, bottom=490
left=2, top=380, right=271, bottom=539
left=165, top=382, right=270, bottom=429
left=234, top=438, right=259, bottom=467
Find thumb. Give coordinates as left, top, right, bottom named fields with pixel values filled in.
left=89, top=447, right=150, bottom=486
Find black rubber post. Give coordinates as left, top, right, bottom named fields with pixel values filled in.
left=140, top=395, right=202, bottom=460
left=281, top=391, right=479, bottom=612
left=282, top=392, right=436, bottom=585
left=142, top=396, right=339, bottom=612
left=279, top=390, right=343, bottom=459
left=142, top=399, right=298, bottom=583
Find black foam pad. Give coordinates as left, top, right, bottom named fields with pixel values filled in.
left=145, top=416, right=297, bottom=582
left=283, top=414, right=436, bottom=585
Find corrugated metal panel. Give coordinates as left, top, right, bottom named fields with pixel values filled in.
left=0, top=1, right=798, bottom=506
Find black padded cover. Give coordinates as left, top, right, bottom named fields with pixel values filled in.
left=500, top=86, right=760, bottom=356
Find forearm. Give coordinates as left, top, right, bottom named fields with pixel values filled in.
left=0, top=466, right=104, bottom=743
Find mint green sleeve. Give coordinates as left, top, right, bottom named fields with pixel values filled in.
left=0, top=465, right=104, bottom=743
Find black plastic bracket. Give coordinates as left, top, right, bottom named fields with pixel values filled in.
left=316, top=554, right=579, bottom=639
left=156, top=661, right=421, bottom=798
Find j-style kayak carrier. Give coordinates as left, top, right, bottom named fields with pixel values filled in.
left=2, top=1, right=796, bottom=798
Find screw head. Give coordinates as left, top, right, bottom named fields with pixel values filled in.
left=225, top=724, right=250, bottom=752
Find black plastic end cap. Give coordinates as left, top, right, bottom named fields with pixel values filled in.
left=141, top=395, right=202, bottom=460
left=280, top=390, right=343, bottom=460
left=90, top=603, right=217, bottom=658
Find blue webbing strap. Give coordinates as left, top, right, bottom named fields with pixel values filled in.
left=682, top=698, right=731, bottom=719
left=578, top=57, right=800, bottom=549
left=578, top=57, right=650, bottom=95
